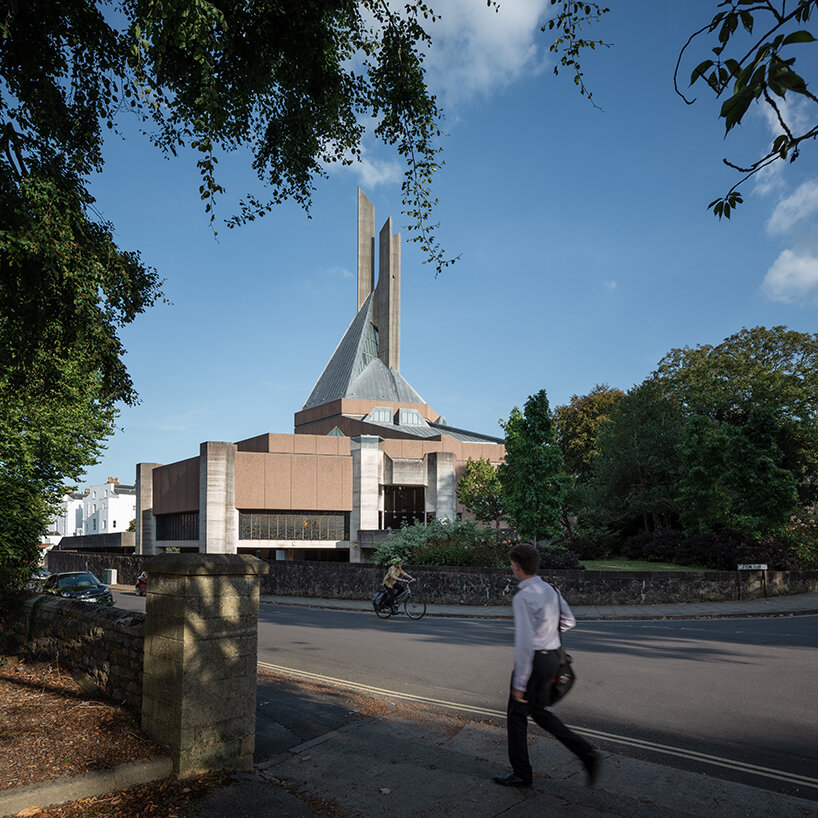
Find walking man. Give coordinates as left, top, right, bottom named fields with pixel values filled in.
left=493, top=542, right=602, bottom=788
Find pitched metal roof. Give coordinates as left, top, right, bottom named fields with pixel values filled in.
left=302, top=295, right=425, bottom=410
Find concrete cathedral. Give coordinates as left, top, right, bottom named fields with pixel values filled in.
left=136, top=190, right=505, bottom=562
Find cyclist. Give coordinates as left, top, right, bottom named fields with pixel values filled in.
left=381, top=558, right=414, bottom=614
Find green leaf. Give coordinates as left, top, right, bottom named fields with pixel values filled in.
left=772, top=67, right=809, bottom=95
left=782, top=30, right=815, bottom=46
left=720, top=88, right=754, bottom=132
left=690, top=60, right=713, bottom=85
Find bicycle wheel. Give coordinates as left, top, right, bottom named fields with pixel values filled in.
left=404, top=592, right=426, bottom=620
left=374, top=597, right=393, bottom=618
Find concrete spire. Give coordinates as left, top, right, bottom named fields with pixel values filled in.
left=357, top=189, right=375, bottom=312
left=376, top=217, right=401, bottom=372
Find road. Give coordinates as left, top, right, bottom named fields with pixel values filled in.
left=113, top=589, right=818, bottom=800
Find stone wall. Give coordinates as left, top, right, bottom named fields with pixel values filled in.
left=45, top=551, right=818, bottom=605
left=47, top=551, right=145, bottom=585
left=259, top=561, right=818, bottom=605
left=0, top=595, right=145, bottom=712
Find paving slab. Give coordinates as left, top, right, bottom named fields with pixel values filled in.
left=189, top=706, right=818, bottom=818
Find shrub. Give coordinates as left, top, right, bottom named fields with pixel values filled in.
left=536, top=544, right=585, bottom=570
left=622, top=530, right=686, bottom=563
left=568, top=537, right=615, bottom=560
left=373, top=518, right=506, bottom=567
left=778, top=506, right=818, bottom=570
left=621, top=528, right=803, bottom=570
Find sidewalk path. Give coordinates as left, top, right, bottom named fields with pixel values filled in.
left=190, top=668, right=818, bottom=817
left=260, top=590, right=818, bottom=620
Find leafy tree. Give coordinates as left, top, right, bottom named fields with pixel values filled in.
left=0, top=176, right=160, bottom=593
left=553, top=384, right=624, bottom=482
left=678, top=409, right=798, bottom=538
left=587, top=379, right=685, bottom=536
left=0, top=0, right=453, bottom=590
left=655, top=326, right=818, bottom=504
left=544, top=1, right=818, bottom=218
left=456, top=457, right=504, bottom=533
left=0, top=0, right=451, bottom=269
left=499, top=390, right=568, bottom=544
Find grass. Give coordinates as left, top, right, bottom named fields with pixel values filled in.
left=580, top=558, right=716, bottom=572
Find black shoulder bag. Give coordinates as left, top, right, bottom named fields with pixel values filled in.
left=548, top=583, right=576, bottom=705
left=549, top=631, right=576, bottom=705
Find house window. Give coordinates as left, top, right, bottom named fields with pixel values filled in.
left=398, top=408, right=425, bottom=426
left=364, top=406, right=394, bottom=424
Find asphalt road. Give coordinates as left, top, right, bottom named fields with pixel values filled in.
left=113, top=589, right=818, bottom=800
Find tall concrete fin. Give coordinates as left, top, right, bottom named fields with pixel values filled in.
left=376, top=217, right=401, bottom=372
left=357, top=188, right=375, bottom=312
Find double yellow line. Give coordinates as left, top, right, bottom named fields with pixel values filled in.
left=257, top=661, right=818, bottom=791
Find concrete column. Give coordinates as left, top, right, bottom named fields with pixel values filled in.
left=141, top=553, right=269, bottom=776
left=199, top=442, right=238, bottom=554
left=136, top=463, right=161, bottom=555
left=376, top=217, right=401, bottom=372
left=357, top=188, right=375, bottom=312
left=350, top=436, right=382, bottom=562
left=427, top=452, right=456, bottom=522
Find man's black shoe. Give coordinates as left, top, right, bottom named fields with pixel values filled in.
left=584, top=750, right=602, bottom=786
left=492, top=773, right=532, bottom=787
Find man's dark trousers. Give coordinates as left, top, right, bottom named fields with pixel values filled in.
left=507, top=650, right=594, bottom=781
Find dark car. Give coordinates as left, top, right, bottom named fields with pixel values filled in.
left=26, top=566, right=51, bottom=591
left=43, top=571, right=113, bottom=606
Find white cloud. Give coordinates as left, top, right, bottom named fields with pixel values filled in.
left=423, top=0, right=551, bottom=106
left=753, top=161, right=785, bottom=197
left=326, top=265, right=354, bottom=280
left=604, top=280, right=617, bottom=290
left=761, top=249, right=818, bottom=303
left=758, top=94, right=813, bottom=137
left=326, top=144, right=401, bottom=189
left=767, top=179, right=818, bottom=234
left=752, top=96, right=812, bottom=197
left=356, top=154, right=401, bottom=188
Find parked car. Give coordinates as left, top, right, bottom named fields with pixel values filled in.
left=26, top=566, right=51, bottom=591
left=42, top=571, right=113, bottom=606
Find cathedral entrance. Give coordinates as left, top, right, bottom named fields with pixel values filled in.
left=382, top=485, right=426, bottom=530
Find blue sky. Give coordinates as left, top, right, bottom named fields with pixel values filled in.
left=82, top=1, right=818, bottom=487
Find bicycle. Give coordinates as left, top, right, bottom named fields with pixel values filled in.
left=372, top=579, right=426, bottom=620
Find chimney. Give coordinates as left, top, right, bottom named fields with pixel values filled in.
left=107, top=477, right=119, bottom=485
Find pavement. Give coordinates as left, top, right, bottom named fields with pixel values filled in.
left=3, top=592, right=818, bottom=817
left=259, top=589, right=818, bottom=620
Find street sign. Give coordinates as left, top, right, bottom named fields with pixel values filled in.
left=737, top=563, right=768, bottom=570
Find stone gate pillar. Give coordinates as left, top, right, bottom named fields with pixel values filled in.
left=141, top=554, right=269, bottom=776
